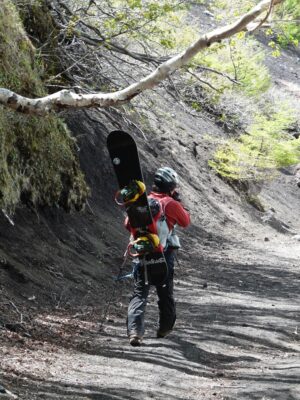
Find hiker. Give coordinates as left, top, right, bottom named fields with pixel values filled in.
left=126, top=167, right=191, bottom=346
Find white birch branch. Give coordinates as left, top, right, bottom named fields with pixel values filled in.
left=0, top=0, right=283, bottom=115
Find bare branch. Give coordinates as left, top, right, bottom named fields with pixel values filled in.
left=187, top=71, right=220, bottom=92
left=247, top=0, right=276, bottom=32
left=0, top=0, right=283, bottom=115
left=196, top=66, right=240, bottom=85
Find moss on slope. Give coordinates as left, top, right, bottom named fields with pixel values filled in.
left=0, top=0, right=89, bottom=213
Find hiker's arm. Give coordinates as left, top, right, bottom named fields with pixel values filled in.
left=166, top=200, right=191, bottom=228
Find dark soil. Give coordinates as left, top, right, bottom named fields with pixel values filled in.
left=1, top=24, right=300, bottom=400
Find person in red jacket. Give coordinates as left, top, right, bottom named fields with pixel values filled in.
left=127, top=167, right=190, bottom=346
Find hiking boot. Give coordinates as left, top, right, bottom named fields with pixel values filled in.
left=129, top=335, right=142, bottom=347
left=156, top=329, right=172, bottom=338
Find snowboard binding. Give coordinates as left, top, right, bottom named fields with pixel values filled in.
left=115, top=180, right=146, bottom=206
left=129, top=233, right=160, bottom=256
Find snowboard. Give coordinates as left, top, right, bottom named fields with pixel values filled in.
left=107, top=130, right=168, bottom=285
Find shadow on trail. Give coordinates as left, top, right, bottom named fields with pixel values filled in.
left=235, top=388, right=300, bottom=400
left=3, top=374, right=186, bottom=400
left=181, top=257, right=300, bottom=301
left=177, top=301, right=298, bottom=352
left=3, top=250, right=299, bottom=400
left=86, top=338, right=258, bottom=379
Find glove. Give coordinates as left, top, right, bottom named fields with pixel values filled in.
left=171, top=190, right=181, bottom=202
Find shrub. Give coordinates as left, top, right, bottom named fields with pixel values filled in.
left=209, top=104, right=300, bottom=181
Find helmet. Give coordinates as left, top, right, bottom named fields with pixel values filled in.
left=154, top=167, right=178, bottom=192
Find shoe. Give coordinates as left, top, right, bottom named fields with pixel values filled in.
left=156, top=329, right=172, bottom=338
left=129, top=335, right=142, bottom=346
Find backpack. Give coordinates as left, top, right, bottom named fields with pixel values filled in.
left=148, top=196, right=181, bottom=250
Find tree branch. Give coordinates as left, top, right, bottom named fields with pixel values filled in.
left=196, top=65, right=240, bottom=85
left=0, top=0, right=283, bottom=115
left=247, top=0, right=276, bottom=32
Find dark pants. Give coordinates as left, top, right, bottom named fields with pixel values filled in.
left=127, top=249, right=176, bottom=337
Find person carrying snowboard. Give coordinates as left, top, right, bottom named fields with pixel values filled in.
left=126, top=166, right=191, bottom=346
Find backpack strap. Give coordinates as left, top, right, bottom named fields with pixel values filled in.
left=159, top=196, right=181, bottom=249
left=159, top=196, right=173, bottom=222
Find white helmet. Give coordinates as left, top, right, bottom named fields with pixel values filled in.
left=154, top=167, right=178, bottom=191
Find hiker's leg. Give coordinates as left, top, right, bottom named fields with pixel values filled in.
left=156, top=249, right=176, bottom=335
left=127, top=265, right=150, bottom=338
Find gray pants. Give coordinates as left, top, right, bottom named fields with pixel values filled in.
left=127, top=249, right=176, bottom=337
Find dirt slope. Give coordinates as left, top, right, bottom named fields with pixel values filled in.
left=0, top=41, right=300, bottom=400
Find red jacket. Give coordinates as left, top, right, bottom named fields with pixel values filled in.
left=148, top=191, right=190, bottom=230
left=125, top=191, right=190, bottom=234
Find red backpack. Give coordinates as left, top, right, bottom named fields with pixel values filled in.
left=126, top=195, right=180, bottom=254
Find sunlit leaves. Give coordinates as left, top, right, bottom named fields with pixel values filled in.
left=275, top=0, right=300, bottom=47
left=209, top=105, right=300, bottom=181
left=85, top=0, right=187, bottom=50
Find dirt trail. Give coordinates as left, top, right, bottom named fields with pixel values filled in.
left=1, top=234, right=299, bottom=400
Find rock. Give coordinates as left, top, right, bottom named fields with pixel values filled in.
left=293, top=235, right=300, bottom=241
left=261, top=209, right=275, bottom=223
left=264, top=237, right=270, bottom=242
left=204, top=9, right=214, bottom=17
left=0, top=385, right=17, bottom=399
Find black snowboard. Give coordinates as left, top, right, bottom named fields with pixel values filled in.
left=107, top=130, right=168, bottom=285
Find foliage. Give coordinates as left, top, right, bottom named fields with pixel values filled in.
left=209, top=104, right=300, bottom=181
left=70, top=0, right=188, bottom=52
left=244, top=194, right=265, bottom=212
left=14, top=0, right=193, bottom=92
left=0, top=0, right=89, bottom=213
left=211, top=0, right=299, bottom=56
left=212, top=0, right=254, bottom=22
left=181, top=0, right=299, bottom=184
left=177, top=17, right=271, bottom=98
left=17, top=0, right=62, bottom=81
left=198, top=37, right=271, bottom=97
left=275, top=0, right=300, bottom=47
